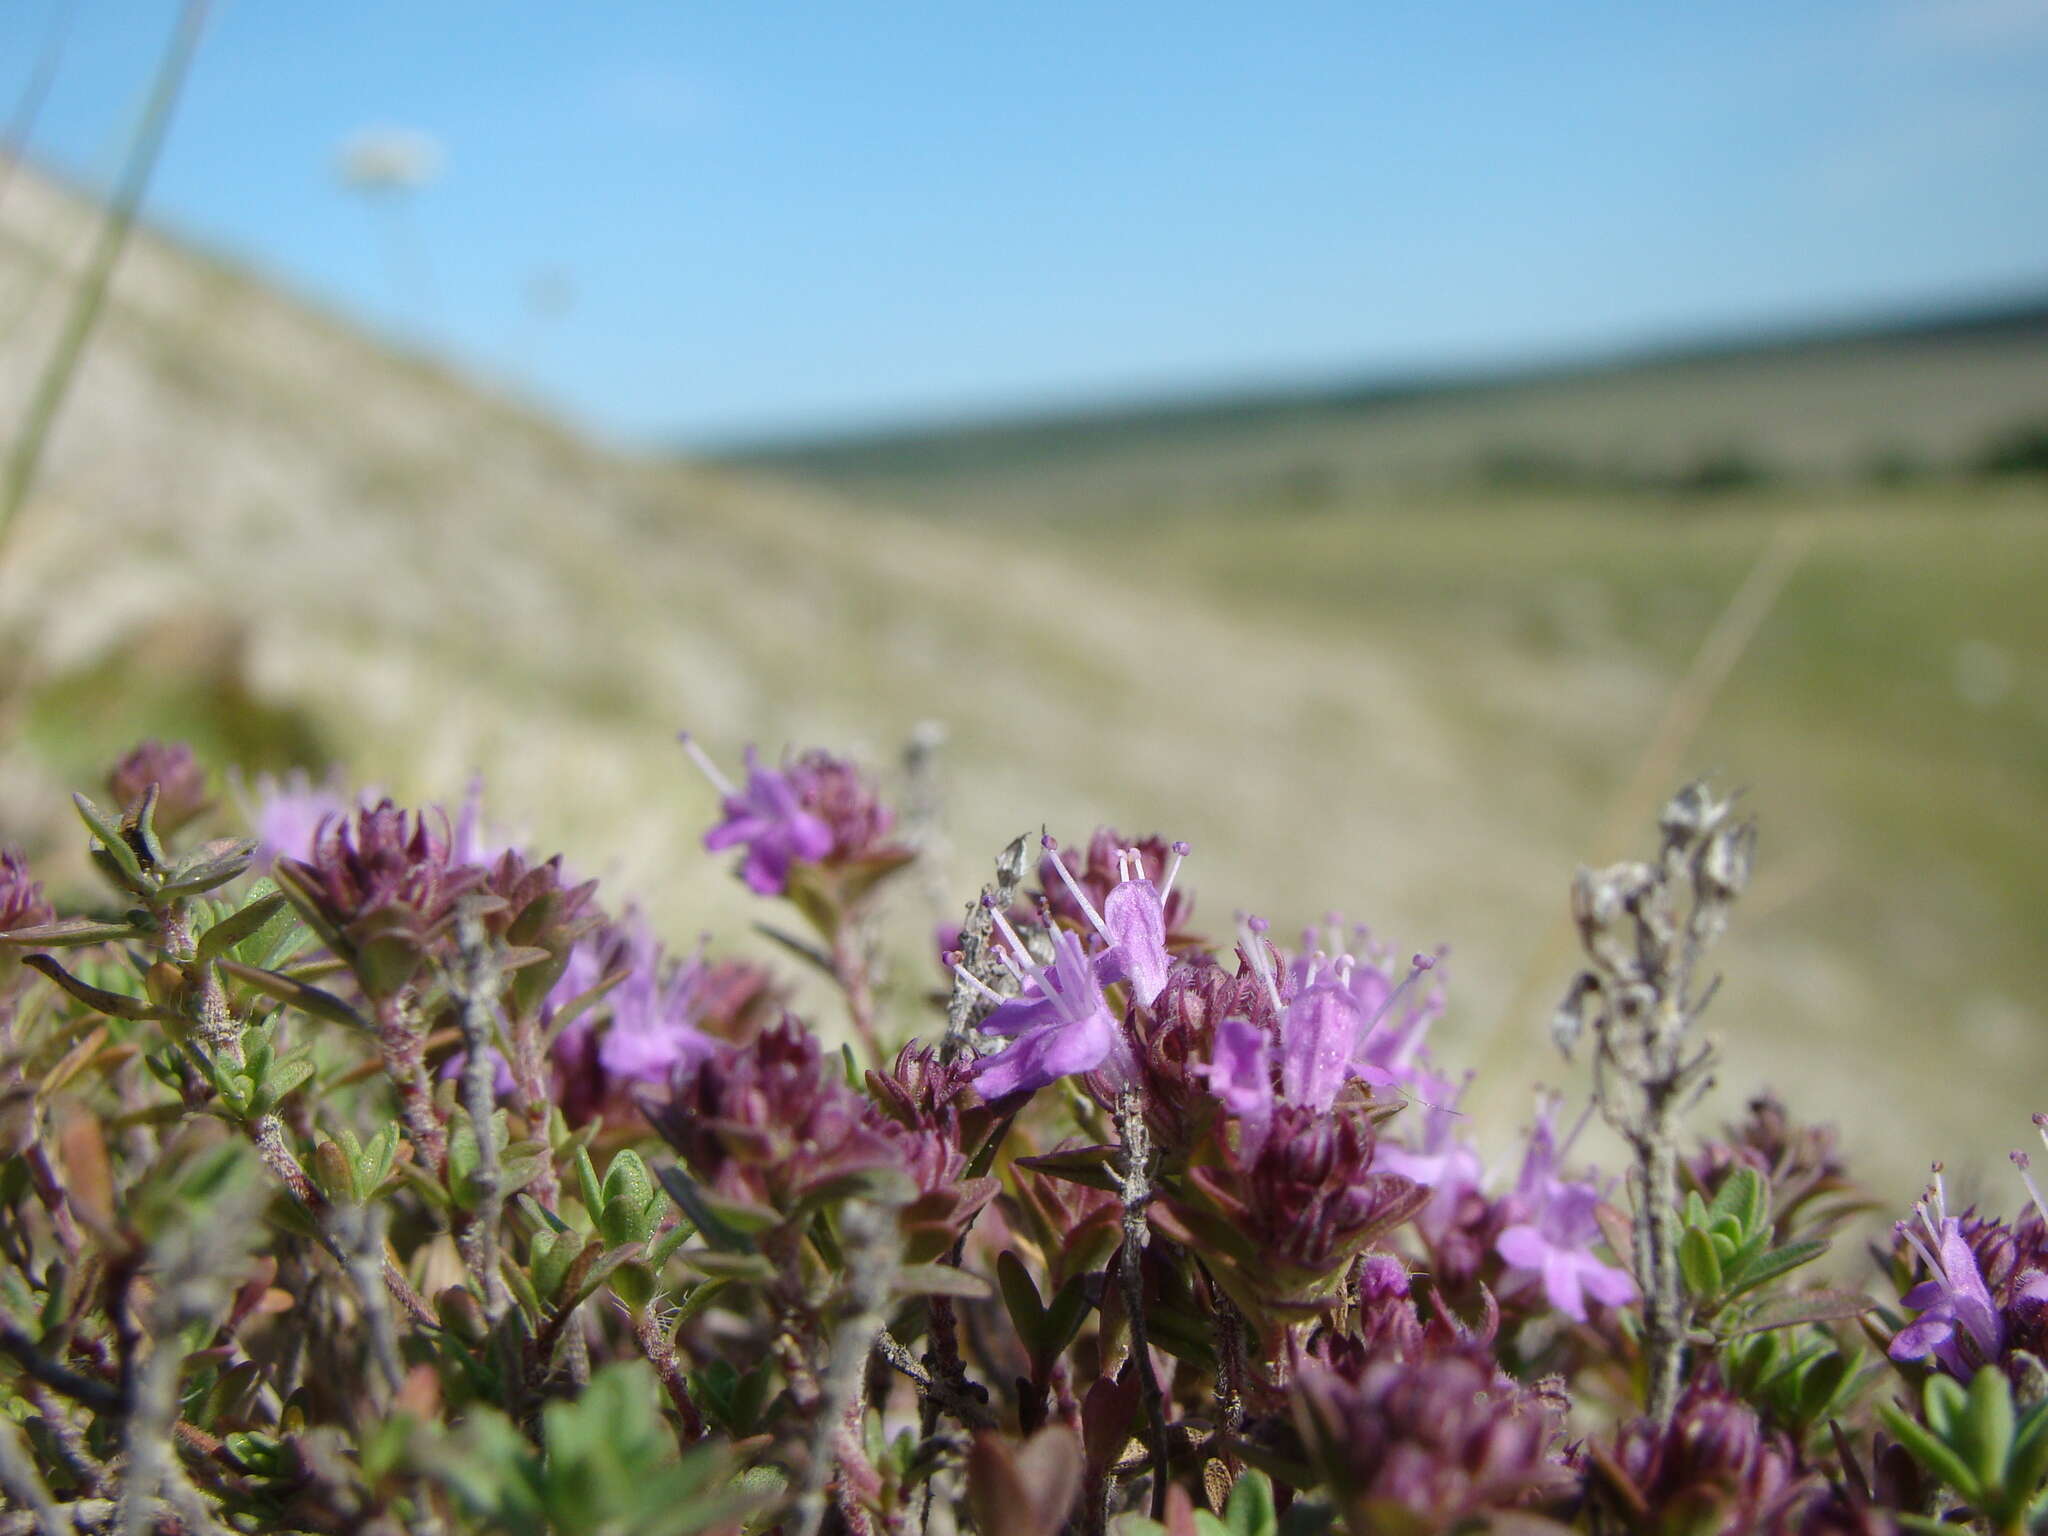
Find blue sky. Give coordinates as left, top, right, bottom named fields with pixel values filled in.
left=12, top=1, right=2048, bottom=443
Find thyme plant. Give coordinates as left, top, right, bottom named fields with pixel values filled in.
left=0, top=738, right=2040, bottom=1535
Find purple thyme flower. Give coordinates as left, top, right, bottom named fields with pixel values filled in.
left=1202, top=1015, right=1277, bottom=1154
left=1593, top=1386, right=1819, bottom=1534
left=681, top=736, right=834, bottom=897
left=590, top=918, right=719, bottom=1087
left=278, top=799, right=483, bottom=1000
left=0, top=849, right=53, bottom=935
left=1378, top=1075, right=1485, bottom=1214
left=1037, top=829, right=1198, bottom=943
left=780, top=749, right=907, bottom=864
left=1890, top=1169, right=2007, bottom=1374
left=1494, top=1093, right=1635, bottom=1322
left=446, top=775, right=523, bottom=872
left=236, top=769, right=367, bottom=870
left=1292, top=1346, right=1571, bottom=1530
left=1235, top=915, right=1442, bottom=1113
left=958, top=904, right=1126, bottom=1101
left=1039, top=834, right=1184, bottom=1008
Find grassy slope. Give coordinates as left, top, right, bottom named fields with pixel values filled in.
left=727, top=300, right=2048, bottom=518
left=4, top=161, right=2044, bottom=1196
left=727, top=326, right=2048, bottom=1193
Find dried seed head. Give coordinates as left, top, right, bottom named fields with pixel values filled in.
left=1550, top=972, right=1602, bottom=1061
left=1657, top=779, right=1734, bottom=855
left=1697, top=818, right=1758, bottom=901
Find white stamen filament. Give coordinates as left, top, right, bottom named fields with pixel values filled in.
left=1916, top=1184, right=1947, bottom=1262
left=1042, top=839, right=1108, bottom=937
left=1160, top=841, right=1190, bottom=901
left=677, top=734, right=737, bottom=798
left=1900, top=1214, right=1946, bottom=1286
left=1366, top=953, right=1439, bottom=1030
left=952, top=965, right=1006, bottom=1004
left=1561, top=1097, right=1597, bottom=1159
left=2013, top=1150, right=2048, bottom=1230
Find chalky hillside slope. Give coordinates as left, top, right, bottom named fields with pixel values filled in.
left=5, top=159, right=2045, bottom=1190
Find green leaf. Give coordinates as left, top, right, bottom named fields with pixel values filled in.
left=157, top=839, right=257, bottom=898
left=1708, top=1166, right=1767, bottom=1239
left=2005, top=1397, right=2048, bottom=1500
left=73, top=792, right=145, bottom=887
left=196, top=892, right=290, bottom=961
left=656, top=1164, right=777, bottom=1252
left=356, top=1124, right=401, bottom=1200
left=0, top=917, right=149, bottom=948
left=598, top=1150, right=657, bottom=1245
left=575, top=1145, right=604, bottom=1221
left=252, top=1054, right=316, bottom=1115
left=682, top=1249, right=776, bottom=1284
left=1957, top=1365, right=2016, bottom=1493
left=1014, top=1144, right=1124, bottom=1193
left=1927, top=1374, right=1969, bottom=1441
left=1877, top=1399, right=1978, bottom=1500
left=1722, top=1238, right=1829, bottom=1300
left=896, top=1263, right=991, bottom=1300
left=20, top=954, right=159, bottom=1020
left=219, top=960, right=370, bottom=1031
left=998, top=1251, right=1048, bottom=1350
left=1679, top=1226, right=1724, bottom=1298
left=1040, top=1274, right=1095, bottom=1364
left=1223, top=1469, right=1278, bottom=1536
left=608, top=1260, right=656, bottom=1312
left=516, top=1191, right=573, bottom=1235
left=648, top=1218, right=697, bottom=1269
left=752, top=921, right=836, bottom=976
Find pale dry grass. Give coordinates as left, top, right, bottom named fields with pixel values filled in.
left=3, top=163, right=2043, bottom=1201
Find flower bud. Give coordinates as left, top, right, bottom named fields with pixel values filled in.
left=107, top=740, right=211, bottom=835
left=0, top=849, right=53, bottom=936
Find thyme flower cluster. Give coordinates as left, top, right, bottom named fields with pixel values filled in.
left=0, top=737, right=2037, bottom=1536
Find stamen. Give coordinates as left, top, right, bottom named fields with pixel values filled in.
left=1915, top=1182, right=1946, bottom=1259
left=677, top=732, right=737, bottom=798
left=952, top=965, right=1006, bottom=1004
left=1366, top=952, right=1440, bottom=1029
left=1041, top=834, right=1108, bottom=937
left=1238, top=915, right=1285, bottom=1015
left=1899, top=1218, right=1946, bottom=1287
left=2013, top=1149, right=2048, bottom=1229
left=1560, top=1097, right=1597, bottom=1158
left=1160, top=841, right=1189, bottom=900
left=986, top=903, right=1036, bottom=971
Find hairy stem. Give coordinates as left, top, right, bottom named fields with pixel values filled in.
left=450, top=905, right=511, bottom=1318
left=1115, top=1086, right=1170, bottom=1520
left=633, top=1304, right=707, bottom=1441
left=374, top=994, right=447, bottom=1176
